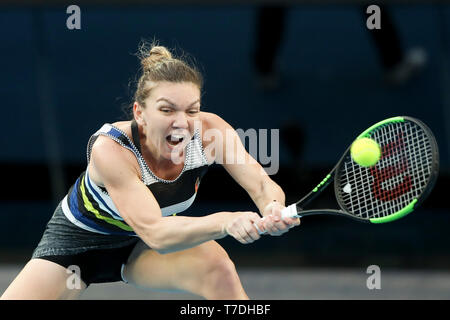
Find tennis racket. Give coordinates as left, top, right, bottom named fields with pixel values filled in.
left=257, top=116, right=439, bottom=234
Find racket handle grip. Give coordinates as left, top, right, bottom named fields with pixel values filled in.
left=254, top=204, right=299, bottom=235
left=281, top=204, right=299, bottom=219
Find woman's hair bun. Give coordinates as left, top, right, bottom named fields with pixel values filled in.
left=140, top=43, right=173, bottom=70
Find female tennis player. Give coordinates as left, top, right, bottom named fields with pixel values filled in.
left=1, top=41, right=300, bottom=300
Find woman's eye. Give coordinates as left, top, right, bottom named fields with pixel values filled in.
left=161, top=108, right=172, bottom=113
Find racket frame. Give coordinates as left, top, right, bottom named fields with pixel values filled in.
left=281, top=116, right=439, bottom=224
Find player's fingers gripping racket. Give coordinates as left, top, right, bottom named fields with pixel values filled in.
left=257, top=116, right=439, bottom=234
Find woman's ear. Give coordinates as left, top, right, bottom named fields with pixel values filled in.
left=133, top=102, right=146, bottom=126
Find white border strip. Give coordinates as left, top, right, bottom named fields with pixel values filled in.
left=61, top=195, right=109, bottom=235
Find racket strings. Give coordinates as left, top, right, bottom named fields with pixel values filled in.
left=338, top=121, right=433, bottom=219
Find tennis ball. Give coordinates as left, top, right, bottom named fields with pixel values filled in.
left=350, top=138, right=381, bottom=167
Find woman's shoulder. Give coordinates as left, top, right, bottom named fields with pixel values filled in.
left=198, top=112, right=230, bottom=132
left=88, top=122, right=140, bottom=186
left=90, top=120, right=138, bottom=168
left=91, top=120, right=134, bottom=154
left=110, top=120, right=133, bottom=137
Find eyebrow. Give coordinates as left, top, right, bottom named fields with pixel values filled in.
left=156, top=98, right=200, bottom=109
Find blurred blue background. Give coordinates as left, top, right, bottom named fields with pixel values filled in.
left=1, top=2, right=449, bottom=268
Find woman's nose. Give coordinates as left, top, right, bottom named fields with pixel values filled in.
left=173, top=111, right=188, bottom=128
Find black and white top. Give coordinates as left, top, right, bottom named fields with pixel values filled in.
left=61, top=122, right=210, bottom=236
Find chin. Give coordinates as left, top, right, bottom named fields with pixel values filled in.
left=161, top=147, right=183, bottom=163
left=168, top=153, right=184, bottom=165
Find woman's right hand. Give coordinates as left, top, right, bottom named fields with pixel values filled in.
left=222, top=211, right=263, bottom=244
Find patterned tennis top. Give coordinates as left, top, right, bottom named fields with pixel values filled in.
left=61, top=121, right=210, bottom=236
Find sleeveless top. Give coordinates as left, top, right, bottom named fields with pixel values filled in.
left=61, top=121, right=210, bottom=236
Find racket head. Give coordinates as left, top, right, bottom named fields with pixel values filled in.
left=334, top=116, right=439, bottom=223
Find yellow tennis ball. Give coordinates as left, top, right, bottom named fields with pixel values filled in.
left=350, top=138, right=381, bottom=167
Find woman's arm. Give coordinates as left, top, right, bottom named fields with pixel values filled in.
left=202, top=113, right=300, bottom=235
left=90, top=137, right=261, bottom=254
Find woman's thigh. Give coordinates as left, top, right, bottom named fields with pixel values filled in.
left=1, top=258, right=86, bottom=300
left=122, top=240, right=247, bottom=299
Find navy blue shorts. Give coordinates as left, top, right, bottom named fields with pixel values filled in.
left=32, top=201, right=140, bottom=286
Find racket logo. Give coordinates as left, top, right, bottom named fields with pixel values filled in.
left=370, top=131, right=412, bottom=202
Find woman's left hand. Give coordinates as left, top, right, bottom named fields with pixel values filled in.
left=261, top=201, right=300, bottom=236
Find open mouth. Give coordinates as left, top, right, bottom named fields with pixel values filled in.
left=166, top=134, right=185, bottom=147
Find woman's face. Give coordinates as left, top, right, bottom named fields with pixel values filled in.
left=134, top=81, right=201, bottom=163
